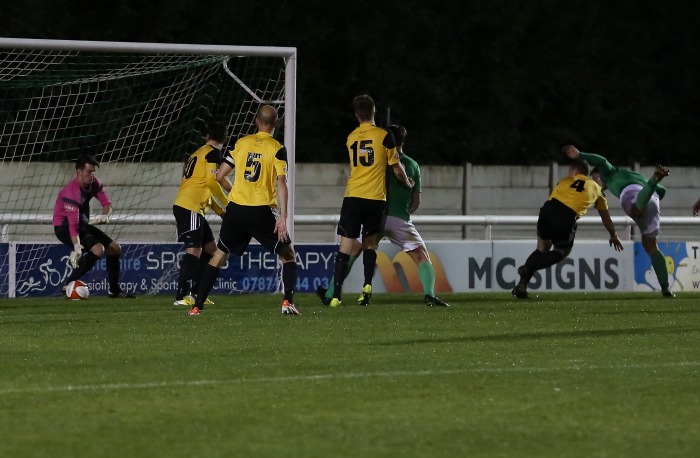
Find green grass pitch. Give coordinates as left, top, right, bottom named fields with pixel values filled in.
left=1, top=292, right=698, bottom=458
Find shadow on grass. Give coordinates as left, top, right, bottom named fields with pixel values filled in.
left=497, top=294, right=700, bottom=303
left=589, top=309, right=700, bottom=315
left=376, top=325, right=700, bottom=345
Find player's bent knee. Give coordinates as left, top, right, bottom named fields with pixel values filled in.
left=210, top=249, right=229, bottom=267
left=641, top=236, right=659, bottom=254
left=203, top=241, right=217, bottom=255
left=555, top=247, right=571, bottom=259
left=92, top=243, right=106, bottom=257
left=186, top=246, right=203, bottom=257
left=278, top=246, right=296, bottom=263
left=361, top=236, right=379, bottom=251
left=106, top=241, right=121, bottom=256
left=407, top=246, right=429, bottom=264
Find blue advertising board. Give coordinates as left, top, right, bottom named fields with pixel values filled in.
left=0, top=243, right=7, bottom=297
left=5, top=240, right=697, bottom=297
left=633, top=241, right=700, bottom=293
left=2, top=243, right=337, bottom=298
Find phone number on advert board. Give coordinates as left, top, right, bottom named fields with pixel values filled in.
left=239, top=276, right=330, bottom=292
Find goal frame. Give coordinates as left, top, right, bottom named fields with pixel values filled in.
left=0, top=37, right=298, bottom=238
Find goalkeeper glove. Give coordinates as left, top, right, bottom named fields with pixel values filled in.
left=89, top=208, right=113, bottom=225
left=69, top=243, right=83, bottom=269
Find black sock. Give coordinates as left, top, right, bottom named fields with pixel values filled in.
left=333, top=252, right=350, bottom=300
left=106, top=255, right=121, bottom=294
left=66, top=252, right=99, bottom=283
left=521, top=250, right=543, bottom=283
left=177, top=253, right=198, bottom=300
left=191, top=252, right=213, bottom=297
left=525, top=250, right=564, bottom=276
left=282, top=261, right=297, bottom=302
left=362, top=249, right=377, bottom=286
left=540, top=251, right=565, bottom=269
left=194, top=263, right=220, bottom=308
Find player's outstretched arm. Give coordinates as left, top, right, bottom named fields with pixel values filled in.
left=391, top=162, right=414, bottom=189
left=562, top=145, right=580, bottom=159
left=597, top=209, right=623, bottom=252
left=563, top=145, right=616, bottom=174
left=608, top=233, right=624, bottom=252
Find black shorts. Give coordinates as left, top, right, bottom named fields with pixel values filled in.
left=537, top=199, right=578, bottom=249
left=337, top=197, right=386, bottom=239
left=173, top=205, right=215, bottom=248
left=54, top=224, right=114, bottom=252
left=218, top=201, right=292, bottom=256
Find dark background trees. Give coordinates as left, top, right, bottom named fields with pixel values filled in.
left=2, top=0, right=698, bottom=165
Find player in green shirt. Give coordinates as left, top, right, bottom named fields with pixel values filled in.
left=317, top=124, right=450, bottom=307
left=563, top=145, right=674, bottom=298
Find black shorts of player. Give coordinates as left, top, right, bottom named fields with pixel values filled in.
left=536, top=198, right=578, bottom=250
left=173, top=205, right=215, bottom=248
left=54, top=223, right=114, bottom=252
left=337, top=197, right=386, bottom=239
left=218, top=201, right=292, bottom=256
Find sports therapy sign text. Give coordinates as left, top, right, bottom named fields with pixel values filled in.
left=3, top=240, right=697, bottom=297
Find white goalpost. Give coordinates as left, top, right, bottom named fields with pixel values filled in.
left=0, top=38, right=296, bottom=297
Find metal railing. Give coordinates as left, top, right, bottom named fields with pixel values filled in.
left=2, top=213, right=699, bottom=242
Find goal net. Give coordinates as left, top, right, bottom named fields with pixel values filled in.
left=0, top=38, right=296, bottom=297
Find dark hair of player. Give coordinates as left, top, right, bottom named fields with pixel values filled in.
left=76, top=155, right=100, bottom=170
left=386, top=124, right=407, bottom=148
left=570, top=158, right=591, bottom=176
left=353, top=94, right=375, bottom=121
left=206, top=121, right=228, bottom=144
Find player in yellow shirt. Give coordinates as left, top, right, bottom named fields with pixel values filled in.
left=317, top=124, right=450, bottom=307
left=329, top=95, right=413, bottom=307
left=172, top=122, right=231, bottom=306
left=512, top=157, right=624, bottom=298
left=188, top=105, right=300, bottom=316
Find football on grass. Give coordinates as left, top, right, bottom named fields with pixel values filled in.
left=65, top=280, right=89, bottom=300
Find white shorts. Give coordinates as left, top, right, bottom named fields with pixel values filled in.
left=619, top=184, right=661, bottom=237
left=382, top=215, right=425, bottom=252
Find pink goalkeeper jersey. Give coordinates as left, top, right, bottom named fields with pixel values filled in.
left=52, top=177, right=111, bottom=237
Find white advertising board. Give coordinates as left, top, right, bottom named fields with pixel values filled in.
left=343, top=240, right=635, bottom=293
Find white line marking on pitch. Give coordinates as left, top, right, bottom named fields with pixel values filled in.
left=1, top=361, right=698, bottom=395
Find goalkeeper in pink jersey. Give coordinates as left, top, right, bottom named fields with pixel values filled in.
left=52, top=155, right=135, bottom=298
